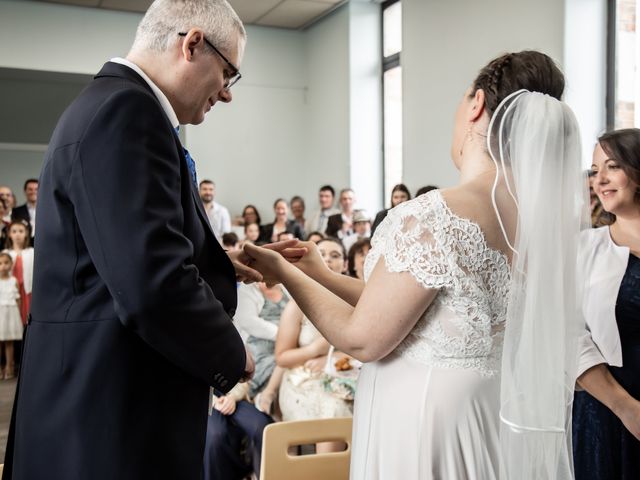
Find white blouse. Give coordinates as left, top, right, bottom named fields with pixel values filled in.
left=577, top=226, right=629, bottom=377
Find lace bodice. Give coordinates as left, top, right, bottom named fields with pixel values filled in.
left=364, top=190, right=511, bottom=376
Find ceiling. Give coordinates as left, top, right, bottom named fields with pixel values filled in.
left=29, top=0, right=348, bottom=29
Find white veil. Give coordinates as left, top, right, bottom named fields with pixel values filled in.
left=487, top=90, right=589, bottom=479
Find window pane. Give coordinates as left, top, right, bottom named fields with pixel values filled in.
left=614, top=0, right=638, bottom=128
left=384, top=66, right=403, bottom=205
left=383, top=2, right=402, bottom=58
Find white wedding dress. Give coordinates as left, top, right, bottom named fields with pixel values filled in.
left=351, top=190, right=511, bottom=480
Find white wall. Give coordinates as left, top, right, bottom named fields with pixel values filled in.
left=402, top=0, right=566, bottom=191
left=186, top=25, right=309, bottom=219
left=303, top=5, right=352, bottom=215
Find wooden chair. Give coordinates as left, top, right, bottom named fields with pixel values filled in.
left=260, top=417, right=352, bottom=480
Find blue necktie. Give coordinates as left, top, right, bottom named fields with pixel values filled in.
left=174, top=127, right=198, bottom=188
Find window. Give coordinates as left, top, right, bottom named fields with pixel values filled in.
left=382, top=0, right=402, bottom=207
left=609, top=0, right=639, bottom=128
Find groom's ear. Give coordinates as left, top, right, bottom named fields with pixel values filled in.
left=468, top=88, right=486, bottom=123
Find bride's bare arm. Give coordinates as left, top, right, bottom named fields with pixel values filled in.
left=248, top=243, right=437, bottom=363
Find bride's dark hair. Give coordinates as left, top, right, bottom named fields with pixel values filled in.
left=472, top=51, right=565, bottom=115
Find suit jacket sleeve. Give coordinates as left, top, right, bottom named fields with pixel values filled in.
left=68, top=88, right=245, bottom=392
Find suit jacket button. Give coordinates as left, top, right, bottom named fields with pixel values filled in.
left=220, top=379, right=228, bottom=388
left=228, top=308, right=236, bottom=316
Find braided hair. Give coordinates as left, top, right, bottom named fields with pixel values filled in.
left=472, top=51, right=565, bottom=116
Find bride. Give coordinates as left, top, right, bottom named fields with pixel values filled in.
left=246, top=51, right=586, bottom=479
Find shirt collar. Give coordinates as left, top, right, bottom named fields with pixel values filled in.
left=110, top=57, right=179, bottom=129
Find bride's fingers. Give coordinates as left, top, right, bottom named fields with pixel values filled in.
left=262, top=239, right=299, bottom=252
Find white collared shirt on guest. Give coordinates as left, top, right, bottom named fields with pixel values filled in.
left=204, top=201, right=231, bottom=243
left=577, top=226, right=630, bottom=378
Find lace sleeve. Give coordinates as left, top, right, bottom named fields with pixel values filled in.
left=365, top=193, right=455, bottom=289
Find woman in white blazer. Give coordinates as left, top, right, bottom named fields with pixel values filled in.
left=574, top=129, right=640, bottom=480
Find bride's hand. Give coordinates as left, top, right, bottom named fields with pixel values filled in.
left=243, top=242, right=291, bottom=285
left=282, top=241, right=328, bottom=280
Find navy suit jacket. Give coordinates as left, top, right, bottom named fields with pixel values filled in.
left=3, top=62, right=246, bottom=480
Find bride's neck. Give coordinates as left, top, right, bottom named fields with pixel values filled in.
left=458, top=152, right=496, bottom=185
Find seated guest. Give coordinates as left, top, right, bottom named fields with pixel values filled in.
left=203, top=382, right=273, bottom=480
left=325, top=188, right=356, bottom=238
left=0, top=186, right=14, bottom=224
left=290, top=196, right=306, bottom=239
left=347, top=238, right=371, bottom=280
left=199, top=180, right=231, bottom=243
left=342, top=210, right=371, bottom=253
left=305, top=185, right=340, bottom=234
left=12, top=179, right=38, bottom=240
left=233, top=204, right=262, bottom=227
left=234, top=282, right=289, bottom=414
left=371, top=183, right=411, bottom=236
left=306, top=231, right=325, bottom=244
left=0, top=199, right=10, bottom=250
left=277, top=232, right=295, bottom=242
left=243, top=223, right=261, bottom=244
left=222, top=232, right=239, bottom=251
left=259, top=199, right=303, bottom=243
left=276, top=238, right=353, bottom=453
left=415, top=184, right=438, bottom=197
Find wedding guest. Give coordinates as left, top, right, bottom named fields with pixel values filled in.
left=290, top=195, right=306, bottom=239
left=347, top=238, right=371, bottom=280
left=0, top=199, right=10, bottom=250
left=234, top=282, right=289, bottom=414
left=222, top=232, right=239, bottom=251
left=305, top=185, right=340, bottom=234
left=4, top=220, right=33, bottom=326
left=342, top=210, right=371, bottom=253
left=199, top=180, right=231, bottom=242
left=0, top=186, right=14, bottom=224
left=415, top=185, right=438, bottom=197
left=259, top=199, right=303, bottom=243
left=326, top=188, right=356, bottom=238
left=243, top=222, right=261, bottom=244
left=12, top=179, right=38, bottom=239
left=574, top=129, right=640, bottom=479
left=306, top=231, right=325, bottom=243
left=0, top=252, right=22, bottom=380
left=371, top=184, right=411, bottom=235
left=203, top=382, right=272, bottom=480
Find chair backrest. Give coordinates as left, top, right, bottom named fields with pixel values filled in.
left=260, top=417, right=352, bottom=480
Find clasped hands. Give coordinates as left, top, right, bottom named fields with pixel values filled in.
left=227, top=239, right=325, bottom=286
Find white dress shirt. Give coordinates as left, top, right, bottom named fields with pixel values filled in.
left=205, top=201, right=231, bottom=242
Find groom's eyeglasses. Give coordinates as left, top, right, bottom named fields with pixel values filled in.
left=178, top=32, right=242, bottom=90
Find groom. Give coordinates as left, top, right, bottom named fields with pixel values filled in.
left=3, top=1, right=266, bottom=479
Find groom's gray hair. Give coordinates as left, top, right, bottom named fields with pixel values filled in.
left=131, top=0, right=246, bottom=54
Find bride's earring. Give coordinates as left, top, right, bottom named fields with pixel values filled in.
left=458, top=126, right=473, bottom=158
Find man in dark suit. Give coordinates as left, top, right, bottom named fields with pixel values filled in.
left=11, top=178, right=38, bottom=239
left=3, top=1, right=265, bottom=479
left=325, top=188, right=356, bottom=238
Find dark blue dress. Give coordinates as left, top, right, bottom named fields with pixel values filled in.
left=573, top=253, right=640, bottom=480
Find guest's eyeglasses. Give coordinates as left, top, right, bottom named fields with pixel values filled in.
left=178, top=32, right=242, bottom=90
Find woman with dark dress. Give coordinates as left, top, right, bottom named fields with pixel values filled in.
left=574, top=129, right=640, bottom=479
left=370, top=183, right=411, bottom=236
